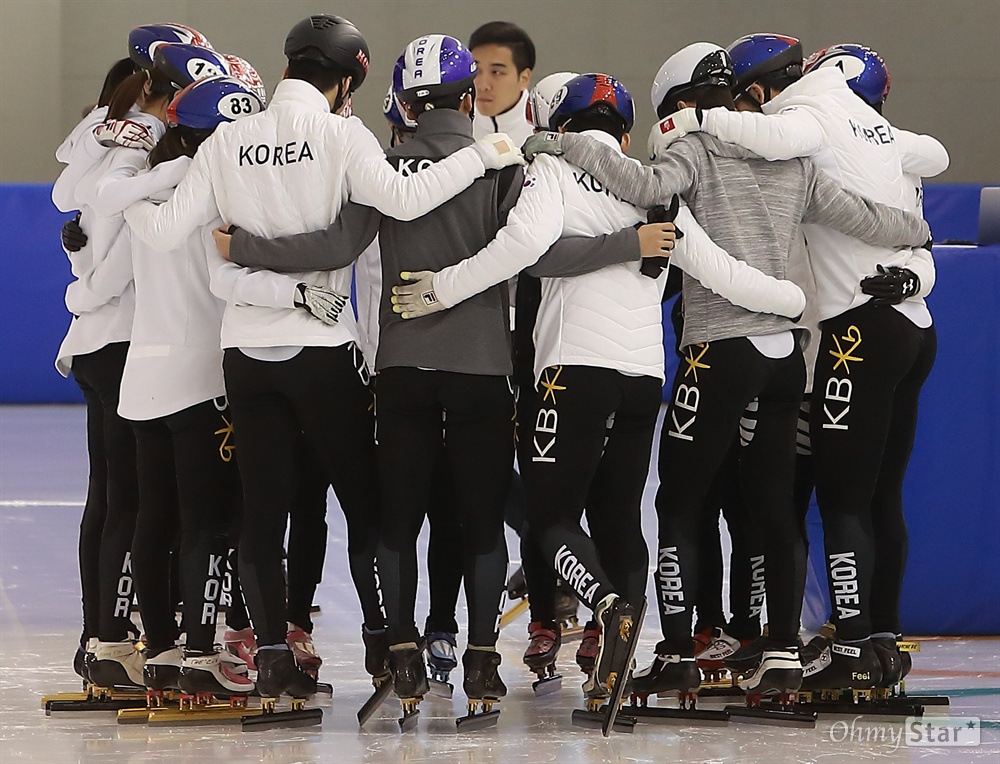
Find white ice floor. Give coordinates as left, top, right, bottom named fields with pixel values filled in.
left=1, top=405, right=998, bottom=763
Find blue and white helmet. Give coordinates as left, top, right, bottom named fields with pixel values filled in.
left=527, top=72, right=579, bottom=130
left=154, top=44, right=267, bottom=105
left=166, top=75, right=264, bottom=131
left=382, top=86, right=417, bottom=130
left=128, top=23, right=214, bottom=70
left=804, top=43, right=891, bottom=107
left=549, top=73, right=635, bottom=132
left=392, top=34, right=477, bottom=106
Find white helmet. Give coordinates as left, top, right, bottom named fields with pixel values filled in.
left=650, top=42, right=734, bottom=118
left=527, top=71, right=579, bottom=130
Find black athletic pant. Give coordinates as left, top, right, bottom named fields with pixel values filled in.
left=130, top=399, right=240, bottom=654
left=811, top=302, right=937, bottom=639
left=71, top=342, right=139, bottom=644
left=376, top=368, right=513, bottom=647
left=224, top=345, right=384, bottom=647
left=424, top=455, right=464, bottom=636
left=286, top=437, right=330, bottom=634
left=521, top=366, right=660, bottom=614
left=655, top=338, right=805, bottom=655
left=693, top=439, right=764, bottom=641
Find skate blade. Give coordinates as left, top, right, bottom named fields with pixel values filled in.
left=357, top=679, right=394, bottom=727
left=725, top=704, right=817, bottom=728
left=499, top=597, right=529, bottom=630
left=455, top=709, right=500, bottom=732
left=626, top=705, right=729, bottom=727
left=696, top=684, right=744, bottom=697
left=427, top=679, right=454, bottom=700
left=905, top=693, right=949, bottom=706
left=572, top=708, right=635, bottom=733
left=316, top=682, right=333, bottom=696
left=46, top=696, right=148, bottom=715
left=41, top=691, right=90, bottom=708
left=242, top=706, right=323, bottom=730
left=117, top=707, right=160, bottom=724
left=398, top=709, right=420, bottom=732
left=148, top=705, right=248, bottom=726
left=532, top=675, right=563, bottom=696
left=792, top=699, right=924, bottom=717
left=601, top=597, right=647, bottom=737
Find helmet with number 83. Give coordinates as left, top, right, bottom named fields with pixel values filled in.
left=549, top=73, right=635, bottom=133
left=128, top=23, right=214, bottom=70
left=804, top=43, right=890, bottom=107
left=153, top=44, right=267, bottom=104
left=167, top=75, right=264, bottom=131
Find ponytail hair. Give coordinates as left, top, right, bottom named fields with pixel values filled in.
left=107, top=67, right=177, bottom=120
left=97, top=58, right=140, bottom=108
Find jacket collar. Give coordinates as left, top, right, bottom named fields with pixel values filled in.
left=269, top=78, right=333, bottom=113
left=580, top=129, right=624, bottom=154
left=764, top=68, right=849, bottom=114
left=415, top=108, right=475, bottom=137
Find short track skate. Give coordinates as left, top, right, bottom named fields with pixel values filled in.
left=240, top=696, right=323, bottom=730
left=43, top=684, right=148, bottom=715
left=357, top=673, right=394, bottom=727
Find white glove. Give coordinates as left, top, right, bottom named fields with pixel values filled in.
left=471, top=132, right=525, bottom=170
left=93, top=119, right=158, bottom=151
left=647, top=108, right=702, bottom=161
left=294, top=283, right=348, bottom=326
left=390, top=270, right=445, bottom=319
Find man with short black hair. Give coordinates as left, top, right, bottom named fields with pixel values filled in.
left=469, top=21, right=535, bottom=145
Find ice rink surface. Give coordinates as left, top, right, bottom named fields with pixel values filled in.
left=2, top=405, right=998, bottom=763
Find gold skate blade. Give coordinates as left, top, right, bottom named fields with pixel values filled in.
left=148, top=704, right=248, bottom=725
left=41, top=692, right=88, bottom=707
left=499, top=598, right=529, bottom=629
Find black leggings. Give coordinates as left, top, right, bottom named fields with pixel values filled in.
left=71, top=342, right=139, bottom=644
left=654, top=337, right=805, bottom=654
left=130, top=399, right=240, bottom=654
left=521, top=366, right=661, bottom=613
left=376, top=368, right=513, bottom=647
left=694, top=438, right=764, bottom=641
left=811, top=303, right=937, bottom=639
left=287, top=438, right=330, bottom=634
left=224, top=345, right=383, bottom=647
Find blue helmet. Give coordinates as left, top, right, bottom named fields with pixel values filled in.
left=166, top=75, right=264, bottom=131
left=804, top=43, right=891, bottom=107
left=727, top=33, right=803, bottom=93
left=549, top=73, right=635, bottom=132
left=392, top=34, right=477, bottom=106
left=382, top=86, right=416, bottom=130
left=128, top=23, right=214, bottom=70
left=154, top=44, right=267, bottom=104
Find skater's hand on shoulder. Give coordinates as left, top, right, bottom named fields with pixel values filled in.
left=212, top=226, right=235, bottom=261
left=391, top=271, right=444, bottom=319
left=522, top=131, right=566, bottom=161
left=93, top=118, right=157, bottom=151
left=472, top=132, right=525, bottom=170
left=647, top=108, right=702, bottom=161
left=294, top=283, right=349, bottom=326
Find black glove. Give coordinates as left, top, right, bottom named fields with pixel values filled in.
left=61, top=214, right=87, bottom=252
left=640, top=194, right=683, bottom=279
left=860, top=264, right=920, bottom=306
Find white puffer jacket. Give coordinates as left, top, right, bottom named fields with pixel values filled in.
left=700, top=68, right=944, bottom=326
left=123, top=78, right=497, bottom=350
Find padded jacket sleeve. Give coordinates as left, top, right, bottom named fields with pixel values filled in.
left=701, top=105, right=825, bottom=160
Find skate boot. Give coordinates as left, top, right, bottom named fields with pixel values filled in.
left=424, top=631, right=457, bottom=698
left=255, top=647, right=317, bottom=699
left=575, top=620, right=600, bottom=675
left=630, top=653, right=701, bottom=702
left=143, top=646, right=183, bottom=693
left=524, top=621, right=562, bottom=694
left=800, top=638, right=882, bottom=698
left=799, top=622, right=836, bottom=667
left=364, top=627, right=391, bottom=680
left=738, top=646, right=803, bottom=695
left=74, top=638, right=98, bottom=685
left=697, top=627, right=743, bottom=683
left=178, top=648, right=255, bottom=699
left=223, top=627, right=257, bottom=672
left=286, top=623, right=322, bottom=680
left=456, top=647, right=506, bottom=731
left=724, top=625, right=769, bottom=677
left=506, top=565, right=527, bottom=600
left=390, top=642, right=428, bottom=731
left=693, top=627, right=714, bottom=658
left=871, top=635, right=903, bottom=688
left=89, top=639, right=146, bottom=689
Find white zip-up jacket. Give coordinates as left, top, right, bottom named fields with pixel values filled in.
left=123, top=78, right=501, bottom=350
left=53, top=106, right=111, bottom=213
left=54, top=113, right=164, bottom=376
left=474, top=89, right=533, bottom=146
left=698, top=68, right=942, bottom=326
